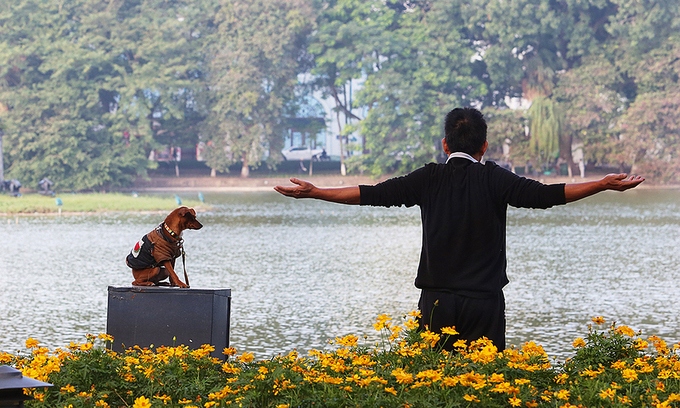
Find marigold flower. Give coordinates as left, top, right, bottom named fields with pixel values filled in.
left=60, top=384, right=76, bottom=393
left=621, top=368, right=638, bottom=382
left=453, top=339, right=467, bottom=349
left=404, top=318, right=419, bottom=330
left=508, top=396, right=522, bottom=406
left=384, top=386, right=397, bottom=396
left=599, top=387, right=616, bottom=400
left=419, top=330, right=440, bottom=348
left=132, top=396, right=152, bottom=408
left=572, top=337, right=586, bottom=348
left=591, top=316, right=606, bottom=325
left=154, top=394, right=172, bottom=404
left=373, top=314, right=392, bottom=331
left=614, top=325, right=636, bottom=337
left=237, top=352, right=254, bottom=363
left=25, top=338, right=40, bottom=349
left=554, top=389, right=570, bottom=400
left=391, top=368, right=414, bottom=384
left=441, top=326, right=458, bottom=336
left=335, top=335, right=359, bottom=347
left=222, top=347, right=237, bottom=356
left=634, top=338, right=648, bottom=350
left=463, top=394, right=480, bottom=402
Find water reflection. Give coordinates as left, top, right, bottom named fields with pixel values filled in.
left=0, top=189, right=678, bottom=360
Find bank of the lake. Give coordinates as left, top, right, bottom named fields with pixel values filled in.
left=0, top=192, right=204, bottom=214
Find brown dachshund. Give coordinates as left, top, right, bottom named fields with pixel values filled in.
left=126, top=206, right=203, bottom=288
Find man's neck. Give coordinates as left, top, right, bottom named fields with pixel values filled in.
left=446, top=152, right=481, bottom=164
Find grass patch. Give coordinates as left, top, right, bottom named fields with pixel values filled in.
left=0, top=193, right=203, bottom=214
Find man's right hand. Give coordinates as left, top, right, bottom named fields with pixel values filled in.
left=274, top=177, right=317, bottom=199
left=274, top=178, right=362, bottom=204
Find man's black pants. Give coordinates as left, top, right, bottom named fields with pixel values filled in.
left=418, top=289, right=506, bottom=350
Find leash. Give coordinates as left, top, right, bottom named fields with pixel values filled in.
left=180, top=241, right=190, bottom=287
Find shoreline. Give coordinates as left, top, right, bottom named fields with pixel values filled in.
left=129, top=174, right=679, bottom=193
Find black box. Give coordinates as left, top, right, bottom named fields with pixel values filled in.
left=106, top=286, right=231, bottom=359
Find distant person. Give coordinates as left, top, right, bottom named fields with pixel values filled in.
left=275, top=107, right=644, bottom=350
left=38, top=178, right=54, bottom=195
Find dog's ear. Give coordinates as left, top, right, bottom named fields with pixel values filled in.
left=178, top=207, right=197, bottom=220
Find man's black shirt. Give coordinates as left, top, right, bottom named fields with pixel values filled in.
left=359, top=158, right=566, bottom=295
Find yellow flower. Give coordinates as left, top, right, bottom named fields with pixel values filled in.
left=591, top=316, right=606, bottom=325
left=441, top=326, right=458, bottom=336
left=154, top=394, right=172, bottom=404
left=237, top=352, right=254, bottom=363
left=404, top=318, right=419, bottom=330
left=407, top=310, right=421, bottom=318
left=275, top=405, right=290, bottom=408
left=614, top=325, right=636, bottom=337
left=599, top=386, right=617, bottom=400
left=373, top=314, right=392, bottom=331
left=453, top=339, right=467, bottom=349
left=335, top=335, right=359, bottom=347
left=384, top=387, right=397, bottom=396
left=133, top=396, right=152, bottom=408
left=25, top=338, right=40, bottom=349
left=463, top=394, right=480, bottom=402
left=98, top=333, right=114, bottom=342
left=554, top=389, right=570, bottom=400
left=572, top=337, right=586, bottom=348
left=60, top=384, right=76, bottom=393
left=419, top=330, right=440, bottom=348
left=611, top=360, right=626, bottom=370
left=634, top=339, right=648, bottom=350
left=391, top=368, right=414, bottom=385
left=621, top=368, right=638, bottom=382
left=508, top=396, right=522, bottom=406
left=222, top=347, right=237, bottom=356
left=94, top=400, right=110, bottom=407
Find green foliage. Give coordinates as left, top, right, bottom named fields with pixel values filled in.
left=201, top=0, right=314, bottom=176
left=528, top=96, right=562, bottom=165
left=1, top=0, right=680, bottom=183
left=6, top=316, right=680, bottom=407
left=0, top=0, right=213, bottom=190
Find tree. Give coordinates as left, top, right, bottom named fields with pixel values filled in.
left=202, top=0, right=314, bottom=177
left=0, top=0, right=212, bottom=190
left=312, top=0, right=488, bottom=176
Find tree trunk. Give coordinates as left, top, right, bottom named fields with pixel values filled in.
left=240, top=152, right=249, bottom=177
left=0, top=133, right=4, bottom=183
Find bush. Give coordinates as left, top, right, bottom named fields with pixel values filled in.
left=2, top=315, right=680, bottom=407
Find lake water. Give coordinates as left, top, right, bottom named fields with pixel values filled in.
left=1, top=189, right=679, bottom=361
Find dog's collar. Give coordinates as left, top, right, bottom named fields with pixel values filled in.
left=162, top=222, right=180, bottom=239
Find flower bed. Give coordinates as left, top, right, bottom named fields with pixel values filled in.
left=2, top=314, right=680, bottom=407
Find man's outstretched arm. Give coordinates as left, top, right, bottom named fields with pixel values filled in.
left=274, top=177, right=361, bottom=204
left=564, top=173, right=645, bottom=203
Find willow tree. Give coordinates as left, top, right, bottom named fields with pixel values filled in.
left=527, top=96, right=562, bottom=168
